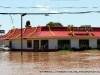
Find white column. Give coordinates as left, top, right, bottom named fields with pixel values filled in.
left=71, top=39, right=79, bottom=48
left=4, top=40, right=9, bottom=46
left=23, top=40, right=26, bottom=49
left=48, top=39, right=57, bottom=49
left=12, top=40, right=21, bottom=49
left=89, top=39, right=97, bottom=48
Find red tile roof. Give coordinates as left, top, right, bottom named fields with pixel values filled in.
left=2, top=26, right=100, bottom=39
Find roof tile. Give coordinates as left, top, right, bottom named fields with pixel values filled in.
left=1, top=26, right=100, bottom=39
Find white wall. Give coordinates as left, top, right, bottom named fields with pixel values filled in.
left=71, top=39, right=79, bottom=48
left=12, top=40, right=21, bottom=49
left=4, top=40, right=9, bottom=45
left=4, top=38, right=98, bottom=49
left=4, top=40, right=21, bottom=49
left=89, top=39, right=97, bottom=48
left=49, top=39, right=57, bottom=49
left=0, top=39, right=4, bottom=45
left=4, top=40, right=34, bottom=49
left=12, top=40, right=34, bottom=49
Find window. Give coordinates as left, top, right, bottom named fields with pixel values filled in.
left=97, top=39, right=100, bottom=48
left=34, top=40, right=39, bottom=51
left=97, top=39, right=100, bottom=45
left=27, top=40, right=32, bottom=48
left=79, top=40, right=89, bottom=48
left=58, top=40, right=70, bottom=50
left=41, top=40, right=48, bottom=46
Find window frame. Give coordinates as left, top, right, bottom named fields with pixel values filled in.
left=27, top=40, right=32, bottom=48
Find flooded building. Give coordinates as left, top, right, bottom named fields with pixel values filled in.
left=1, top=22, right=100, bottom=51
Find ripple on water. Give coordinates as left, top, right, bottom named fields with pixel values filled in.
left=0, top=52, right=100, bottom=75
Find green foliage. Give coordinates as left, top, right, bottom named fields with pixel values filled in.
left=46, top=22, right=63, bottom=26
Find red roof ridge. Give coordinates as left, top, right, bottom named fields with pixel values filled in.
left=6, top=28, right=17, bottom=38
left=27, top=26, right=39, bottom=37
left=34, top=27, right=42, bottom=37
left=4, top=30, right=12, bottom=38
left=16, top=27, right=27, bottom=38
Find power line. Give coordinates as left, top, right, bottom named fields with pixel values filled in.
left=0, top=11, right=100, bottom=15
left=0, top=6, right=100, bottom=9
left=9, top=14, right=14, bottom=23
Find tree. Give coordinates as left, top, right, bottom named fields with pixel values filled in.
left=46, top=22, right=63, bottom=26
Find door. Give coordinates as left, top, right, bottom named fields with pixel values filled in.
left=41, top=40, right=48, bottom=51
left=97, top=39, right=100, bottom=48
left=34, top=40, right=39, bottom=51
left=9, top=41, right=12, bottom=48
left=79, top=40, right=89, bottom=49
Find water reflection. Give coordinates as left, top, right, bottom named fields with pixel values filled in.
left=0, top=51, right=100, bottom=75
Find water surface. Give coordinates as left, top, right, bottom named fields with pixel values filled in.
left=0, top=51, right=100, bottom=75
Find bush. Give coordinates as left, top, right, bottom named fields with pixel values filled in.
left=71, top=47, right=77, bottom=51
left=67, top=48, right=72, bottom=51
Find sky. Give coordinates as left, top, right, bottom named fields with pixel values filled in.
left=0, top=0, right=100, bottom=33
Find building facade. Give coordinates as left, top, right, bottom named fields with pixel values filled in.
left=2, top=25, right=100, bottom=51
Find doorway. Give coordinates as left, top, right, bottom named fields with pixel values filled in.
left=58, top=40, right=70, bottom=50
left=41, top=40, right=48, bottom=51
left=34, top=40, right=39, bottom=51
left=9, top=41, right=12, bottom=48
left=79, top=40, right=89, bottom=49
left=97, top=39, right=100, bottom=48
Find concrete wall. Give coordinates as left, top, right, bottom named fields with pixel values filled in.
left=12, top=40, right=21, bottom=49
left=4, top=40, right=33, bottom=49
left=4, top=39, right=98, bottom=49
left=89, top=39, right=97, bottom=48
left=71, top=39, right=79, bottom=48
left=4, top=40, right=9, bottom=46
left=0, top=39, right=4, bottom=45
left=48, top=39, right=57, bottom=49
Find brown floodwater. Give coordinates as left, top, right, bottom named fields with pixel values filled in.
left=0, top=51, right=100, bottom=75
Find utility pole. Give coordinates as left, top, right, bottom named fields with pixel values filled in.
left=21, top=13, right=26, bottom=55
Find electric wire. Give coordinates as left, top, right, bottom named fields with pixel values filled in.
left=9, top=14, right=14, bottom=24
left=0, top=6, right=100, bottom=9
